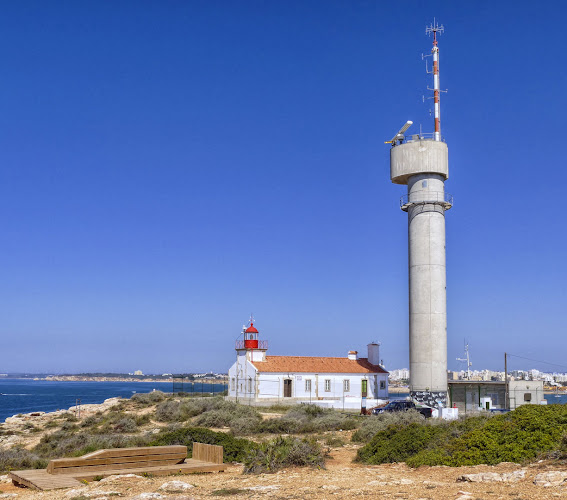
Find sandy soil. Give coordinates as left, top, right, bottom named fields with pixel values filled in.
left=2, top=445, right=567, bottom=499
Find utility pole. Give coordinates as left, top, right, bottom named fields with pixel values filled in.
left=504, top=352, right=509, bottom=410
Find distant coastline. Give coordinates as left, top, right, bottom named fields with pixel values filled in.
left=1, top=374, right=227, bottom=384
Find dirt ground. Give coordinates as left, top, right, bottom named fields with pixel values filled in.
left=2, top=444, right=567, bottom=500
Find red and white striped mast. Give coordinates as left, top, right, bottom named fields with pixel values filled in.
left=426, top=19, right=444, bottom=142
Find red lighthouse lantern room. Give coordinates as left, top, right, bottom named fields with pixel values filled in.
left=244, top=322, right=259, bottom=349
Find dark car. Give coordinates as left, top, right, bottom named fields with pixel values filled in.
left=371, top=401, right=433, bottom=418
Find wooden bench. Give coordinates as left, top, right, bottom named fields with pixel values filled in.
left=10, top=443, right=226, bottom=490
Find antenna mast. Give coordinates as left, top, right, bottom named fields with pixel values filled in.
left=426, top=19, right=444, bottom=141
left=457, top=341, right=472, bottom=380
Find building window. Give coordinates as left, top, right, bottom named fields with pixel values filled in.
left=380, top=380, right=386, bottom=390
left=305, top=379, right=312, bottom=392
left=343, top=379, right=350, bottom=392
left=524, top=393, right=532, bottom=402
left=487, top=392, right=499, bottom=405
left=248, top=378, right=252, bottom=393
left=231, top=378, right=235, bottom=391
left=325, top=379, right=331, bottom=392
left=361, top=379, right=367, bottom=396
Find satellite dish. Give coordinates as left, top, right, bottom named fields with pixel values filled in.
left=385, top=120, right=413, bottom=145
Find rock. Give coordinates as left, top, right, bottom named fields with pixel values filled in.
left=321, top=484, right=340, bottom=490
left=455, top=491, right=473, bottom=500
left=533, top=471, right=567, bottom=487
left=367, top=481, right=388, bottom=486
left=501, top=470, right=526, bottom=482
left=157, top=480, right=195, bottom=493
left=130, top=494, right=165, bottom=500
left=457, top=470, right=525, bottom=483
left=99, top=474, right=145, bottom=483
left=0, top=494, right=18, bottom=499
left=248, top=485, right=280, bottom=491
left=367, top=478, right=413, bottom=486
left=0, top=475, right=10, bottom=484
left=66, top=489, right=88, bottom=498
left=65, top=490, right=121, bottom=499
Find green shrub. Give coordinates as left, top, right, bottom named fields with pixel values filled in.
left=243, top=436, right=325, bottom=474
left=352, top=410, right=426, bottom=442
left=356, top=423, right=445, bottom=465
left=148, top=426, right=255, bottom=462
left=357, top=405, right=567, bottom=468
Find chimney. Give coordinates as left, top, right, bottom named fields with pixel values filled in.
left=347, top=350, right=358, bottom=361
left=367, top=342, right=380, bottom=365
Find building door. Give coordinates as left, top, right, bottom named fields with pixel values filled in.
left=284, top=379, right=292, bottom=397
left=361, top=379, right=368, bottom=397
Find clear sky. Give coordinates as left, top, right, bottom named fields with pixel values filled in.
left=1, top=1, right=566, bottom=375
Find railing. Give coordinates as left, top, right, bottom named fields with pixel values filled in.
left=235, top=340, right=268, bottom=350
left=404, top=132, right=446, bottom=143
left=400, top=192, right=453, bottom=211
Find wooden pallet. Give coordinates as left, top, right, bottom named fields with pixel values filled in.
left=9, top=443, right=226, bottom=491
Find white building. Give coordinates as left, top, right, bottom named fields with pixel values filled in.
left=227, top=321, right=389, bottom=409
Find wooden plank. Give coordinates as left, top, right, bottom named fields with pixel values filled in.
left=48, top=452, right=186, bottom=472
left=68, top=445, right=186, bottom=460
left=193, top=442, right=223, bottom=464
left=70, top=462, right=227, bottom=482
left=51, top=458, right=189, bottom=475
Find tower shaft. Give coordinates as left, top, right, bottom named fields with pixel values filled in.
left=407, top=174, right=447, bottom=396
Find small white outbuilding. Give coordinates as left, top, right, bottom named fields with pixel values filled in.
left=227, top=321, right=389, bottom=409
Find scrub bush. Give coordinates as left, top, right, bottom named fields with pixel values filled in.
left=357, top=404, right=567, bottom=467
left=0, top=448, right=48, bottom=472
left=113, top=417, right=138, bottom=433
left=131, top=391, right=167, bottom=405
left=243, top=436, right=325, bottom=474
left=351, top=410, right=427, bottom=442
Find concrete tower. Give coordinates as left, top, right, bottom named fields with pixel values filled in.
left=387, top=21, right=452, bottom=408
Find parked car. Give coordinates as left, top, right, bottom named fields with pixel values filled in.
left=371, top=400, right=433, bottom=418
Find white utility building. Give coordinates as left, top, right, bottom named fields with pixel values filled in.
left=227, top=321, right=389, bottom=409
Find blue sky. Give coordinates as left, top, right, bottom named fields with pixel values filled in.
left=1, top=1, right=566, bottom=374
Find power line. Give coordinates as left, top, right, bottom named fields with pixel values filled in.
left=507, top=353, right=567, bottom=372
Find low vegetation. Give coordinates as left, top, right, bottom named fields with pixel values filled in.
left=149, top=426, right=255, bottom=463
left=356, top=404, right=567, bottom=467
left=0, top=449, right=47, bottom=471
left=351, top=409, right=426, bottom=442
left=243, top=436, right=326, bottom=474
left=7, top=390, right=565, bottom=475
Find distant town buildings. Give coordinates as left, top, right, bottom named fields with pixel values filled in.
left=389, top=368, right=567, bottom=385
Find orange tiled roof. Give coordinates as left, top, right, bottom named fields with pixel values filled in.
left=251, top=356, right=388, bottom=374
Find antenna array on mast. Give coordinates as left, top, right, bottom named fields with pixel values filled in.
left=424, top=19, right=445, bottom=141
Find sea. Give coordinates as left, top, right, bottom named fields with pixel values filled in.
left=0, top=379, right=227, bottom=422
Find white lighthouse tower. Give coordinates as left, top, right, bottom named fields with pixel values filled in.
left=387, top=21, right=451, bottom=408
